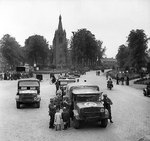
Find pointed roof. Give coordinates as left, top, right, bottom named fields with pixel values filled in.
left=58, top=15, right=63, bottom=31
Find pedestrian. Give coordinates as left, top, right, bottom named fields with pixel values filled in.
left=51, top=75, right=56, bottom=84
left=102, top=94, right=113, bottom=123
left=54, top=108, right=62, bottom=131
left=126, top=76, right=129, bottom=85
left=55, top=79, right=60, bottom=91
left=48, top=98, right=56, bottom=129
left=121, top=76, right=124, bottom=85
left=106, top=73, right=108, bottom=80
left=62, top=107, right=70, bottom=130
left=116, top=73, right=119, bottom=85
left=98, top=71, right=100, bottom=76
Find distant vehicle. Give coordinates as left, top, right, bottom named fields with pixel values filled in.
left=16, top=66, right=26, bottom=72
left=66, top=82, right=109, bottom=129
left=58, top=78, right=76, bottom=95
left=143, top=84, right=150, bottom=96
left=15, top=79, right=41, bottom=109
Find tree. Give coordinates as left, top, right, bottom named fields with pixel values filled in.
left=25, top=35, right=49, bottom=66
left=70, top=28, right=105, bottom=67
left=116, top=44, right=129, bottom=68
left=0, top=34, right=23, bottom=69
left=127, top=29, right=148, bottom=72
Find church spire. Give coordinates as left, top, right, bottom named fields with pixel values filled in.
left=58, top=15, right=63, bottom=31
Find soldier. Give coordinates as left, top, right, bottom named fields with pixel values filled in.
left=102, top=94, right=113, bottom=123
left=48, top=98, right=56, bottom=128
left=116, top=73, right=119, bottom=85
left=62, top=107, right=70, bottom=130
left=62, top=97, right=71, bottom=124
left=55, top=80, right=60, bottom=92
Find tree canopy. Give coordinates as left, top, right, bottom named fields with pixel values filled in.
left=70, top=28, right=105, bottom=66
left=127, top=29, right=148, bottom=71
left=25, top=35, right=49, bottom=66
left=116, top=29, right=149, bottom=72
left=0, top=34, right=23, bottom=69
left=116, top=44, right=129, bottom=68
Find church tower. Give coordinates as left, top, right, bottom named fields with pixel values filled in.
left=52, top=15, right=67, bottom=69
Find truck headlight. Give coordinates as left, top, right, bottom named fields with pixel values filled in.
left=100, top=108, right=104, bottom=112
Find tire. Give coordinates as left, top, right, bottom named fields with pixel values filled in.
left=101, top=119, right=108, bottom=128
left=73, top=117, right=80, bottom=129
left=16, top=102, right=20, bottom=109
left=37, top=102, right=40, bottom=108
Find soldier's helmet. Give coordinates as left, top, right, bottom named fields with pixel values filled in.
left=103, top=94, right=107, bottom=97
left=50, top=98, right=53, bottom=103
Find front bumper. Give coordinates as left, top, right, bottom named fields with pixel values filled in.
left=16, top=95, right=41, bottom=103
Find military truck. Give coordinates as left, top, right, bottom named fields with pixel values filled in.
left=66, top=82, right=109, bottom=129
left=15, top=78, right=41, bottom=108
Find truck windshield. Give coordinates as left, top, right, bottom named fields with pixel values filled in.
left=19, top=81, right=39, bottom=87
left=76, top=94, right=99, bottom=102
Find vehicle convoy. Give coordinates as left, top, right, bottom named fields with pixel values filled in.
left=15, top=79, right=41, bottom=109
left=66, top=82, right=109, bottom=129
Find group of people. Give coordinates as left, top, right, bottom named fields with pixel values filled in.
left=48, top=96, right=71, bottom=130
left=0, top=71, right=32, bottom=80
left=116, top=74, right=130, bottom=85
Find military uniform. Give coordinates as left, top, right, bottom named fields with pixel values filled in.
left=48, top=99, right=56, bottom=128
left=102, top=94, right=113, bottom=123
left=62, top=107, right=70, bottom=129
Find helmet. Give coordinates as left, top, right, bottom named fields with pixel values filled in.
left=103, top=94, right=107, bottom=97
left=50, top=98, right=53, bottom=102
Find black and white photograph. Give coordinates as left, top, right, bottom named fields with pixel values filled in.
left=0, top=0, right=150, bottom=141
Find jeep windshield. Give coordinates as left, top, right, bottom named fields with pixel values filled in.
left=75, top=94, right=99, bottom=102
left=19, top=81, right=39, bottom=87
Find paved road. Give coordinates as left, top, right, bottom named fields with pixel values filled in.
left=0, top=71, right=150, bottom=141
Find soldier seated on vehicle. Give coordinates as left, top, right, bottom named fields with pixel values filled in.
left=107, top=78, right=113, bottom=87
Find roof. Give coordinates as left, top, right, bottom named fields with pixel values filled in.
left=66, top=82, right=99, bottom=90
left=59, top=78, right=75, bottom=82
left=72, top=88, right=101, bottom=95
left=18, top=78, right=39, bottom=82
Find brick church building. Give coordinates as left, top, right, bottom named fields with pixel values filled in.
left=52, top=15, right=68, bottom=69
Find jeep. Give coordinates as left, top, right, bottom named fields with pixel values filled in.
left=15, top=79, right=41, bottom=109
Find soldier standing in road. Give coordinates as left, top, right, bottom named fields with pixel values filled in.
left=102, top=94, right=113, bottom=123
left=48, top=99, right=56, bottom=129
left=62, top=107, right=70, bottom=130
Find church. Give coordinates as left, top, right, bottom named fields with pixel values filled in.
left=52, top=15, right=68, bottom=69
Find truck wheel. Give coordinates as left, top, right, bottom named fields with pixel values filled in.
left=37, top=102, right=40, bottom=108
left=16, top=102, right=20, bottom=109
left=101, top=119, right=108, bottom=128
left=73, top=118, right=80, bottom=129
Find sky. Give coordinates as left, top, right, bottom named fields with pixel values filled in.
left=0, top=0, right=150, bottom=58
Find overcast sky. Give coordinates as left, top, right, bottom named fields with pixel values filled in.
left=0, top=0, right=150, bottom=58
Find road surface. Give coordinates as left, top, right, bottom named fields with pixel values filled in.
left=0, top=71, right=150, bottom=141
